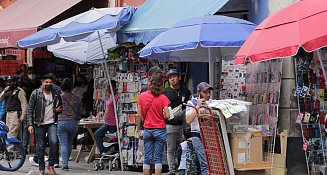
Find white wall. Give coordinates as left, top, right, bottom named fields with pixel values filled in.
left=268, top=0, right=298, bottom=15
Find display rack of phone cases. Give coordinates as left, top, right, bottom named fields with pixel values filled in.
left=220, top=59, right=246, bottom=100
left=295, top=49, right=327, bottom=175
left=243, top=59, right=282, bottom=171
left=107, top=45, right=182, bottom=170
left=245, top=59, right=282, bottom=136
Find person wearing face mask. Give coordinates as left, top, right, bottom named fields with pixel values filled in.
left=27, top=73, right=63, bottom=175
left=72, top=75, right=88, bottom=97
left=21, top=67, right=41, bottom=153
left=22, top=67, right=42, bottom=99
left=0, top=76, right=27, bottom=138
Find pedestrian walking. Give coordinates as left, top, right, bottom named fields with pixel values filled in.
left=57, top=78, right=84, bottom=171
left=21, top=67, right=42, bottom=153
left=27, top=73, right=62, bottom=175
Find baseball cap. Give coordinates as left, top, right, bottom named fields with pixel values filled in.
left=166, top=69, right=180, bottom=77
left=148, top=66, right=162, bottom=77
left=6, top=76, right=17, bottom=82
left=197, top=82, right=213, bottom=92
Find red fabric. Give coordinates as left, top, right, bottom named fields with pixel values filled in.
left=235, top=0, right=327, bottom=64
left=138, top=91, right=170, bottom=129
left=0, top=0, right=81, bottom=48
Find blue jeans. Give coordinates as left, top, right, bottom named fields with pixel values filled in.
left=94, top=124, right=117, bottom=153
left=23, top=120, right=30, bottom=150
left=57, top=119, right=78, bottom=167
left=143, top=128, right=166, bottom=170
left=192, top=137, right=208, bottom=175
left=34, top=123, right=58, bottom=170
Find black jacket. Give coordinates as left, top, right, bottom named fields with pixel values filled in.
left=27, top=87, right=62, bottom=126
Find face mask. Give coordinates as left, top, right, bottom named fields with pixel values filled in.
left=10, top=84, right=17, bottom=89
left=28, top=74, right=36, bottom=80
left=44, top=84, right=53, bottom=91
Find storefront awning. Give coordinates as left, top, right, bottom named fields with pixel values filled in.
left=0, top=0, right=82, bottom=48
left=117, top=0, right=229, bottom=44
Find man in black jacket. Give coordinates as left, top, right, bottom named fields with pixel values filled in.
left=163, top=69, right=191, bottom=175
left=27, top=73, right=62, bottom=175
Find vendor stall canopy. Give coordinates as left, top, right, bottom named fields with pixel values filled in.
left=118, top=0, right=229, bottom=45
left=0, top=0, right=82, bottom=48
left=17, top=7, right=135, bottom=64
left=17, top=7, right=135, bottom=48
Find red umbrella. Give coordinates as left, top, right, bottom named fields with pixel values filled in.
left=235, top=0, right=327, bottom=64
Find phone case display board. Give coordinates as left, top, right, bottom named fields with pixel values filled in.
left=245, top=60, right=282, bottom=136
left=220, top=60, right=246, bottom=100
left=295, top=49, right=327, bottom=175
left=93, top=63, right=117, bottom=121
left=106, top=45, right=183, bottom=168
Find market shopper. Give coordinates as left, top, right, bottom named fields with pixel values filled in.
left=57, top=78, right=84, bottom=171
left=94, top=80, right=118, bottom=154
left=163, top=69, right=191, bottom=175
left=21, top=67, right=42, bottom=153
left=137, top=72, right=171, bottom=175
left=185, top=82, right=212, bottom=175
left=27, top=73, right=62, bottom=175
left=0, top=76, right=27, bottom=138
left=72, top=74, right=88, bottom=97
left=140, top=66, right=162, bottom=93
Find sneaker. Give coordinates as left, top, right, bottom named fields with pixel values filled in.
left=44, top=156, right=49, bottom=162
left=47, top=166, right=57, bottom=175
left=61, top=166, right=69, bottom=171
left=29, top=156, right=39, bottom=167
left=53, top=164, right=60, bottom=168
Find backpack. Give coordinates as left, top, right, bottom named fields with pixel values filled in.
left=185, top=141, right=201, bottom=175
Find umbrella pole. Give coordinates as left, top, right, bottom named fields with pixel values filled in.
left=208, top=47, right=214, bottom=99
left=97, top=31, right=124, bottom=171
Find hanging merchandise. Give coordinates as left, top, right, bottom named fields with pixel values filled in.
left=295, top=48, right=327, bottom=175
left=245, top=59, right=282, bottom=136
left=220, top=59, right=246, bottom=100
left=93, top=44, right=184, bottom=170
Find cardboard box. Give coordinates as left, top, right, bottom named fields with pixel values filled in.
left=230, top=131, right=263, bottom=169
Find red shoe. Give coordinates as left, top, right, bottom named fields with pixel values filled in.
left=47, top=166, right=57, bottom=175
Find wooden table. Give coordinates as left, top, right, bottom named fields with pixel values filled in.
left=75, top=121, right=103, bottom=164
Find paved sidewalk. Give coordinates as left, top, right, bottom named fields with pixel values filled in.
left=0, top=149, right=151, bottom=175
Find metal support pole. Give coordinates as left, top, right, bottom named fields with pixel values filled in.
left=97, top=31, right=124, bottom=171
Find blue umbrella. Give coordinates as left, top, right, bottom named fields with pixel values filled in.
left=139, top=15, right=256, bottom=91
left=139, top=15, right=256, bottom=61
left=17, top=7, right=135, bottom=48
left=18, top=7, right=135, bottom=170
